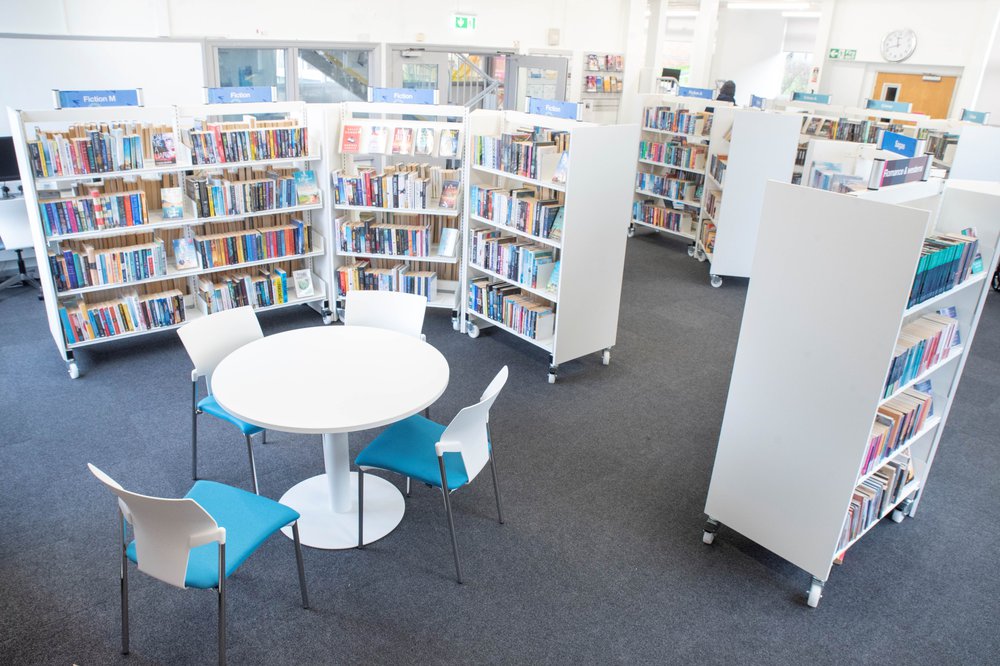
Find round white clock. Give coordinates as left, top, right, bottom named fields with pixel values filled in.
left=881, top=28, right=917, bottom=62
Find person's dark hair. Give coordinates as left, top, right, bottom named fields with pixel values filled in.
left=717, top=80, right=736, bottom=103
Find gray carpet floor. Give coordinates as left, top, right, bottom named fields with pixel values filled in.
left=1, top=231, right=998, bottom=665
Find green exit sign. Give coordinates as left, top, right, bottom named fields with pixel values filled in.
left=454, top=14, right=477, bottom=30
left=828, top=48, right=841, bottom=59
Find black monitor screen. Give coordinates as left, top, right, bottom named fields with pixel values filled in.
left=0, top=137, right=20, bottom=182
left=661, top=68, right=683, bottom=80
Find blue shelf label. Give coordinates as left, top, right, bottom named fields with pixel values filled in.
left=207, top=86, right=275, bottom=103
left=875, top=154, right=930, bottom=188
left=678, top=86, right=714, bottom=100
left=750, top=94, right=766, bottom=109
left=961, top=108, right=990, bottom=124
left=791, top=91, right=831, bottom=104
left=57, top=89, right=140, bottom=108
left=526, top=97, right=580, bottom=120
left=880, top=130, right=918, bottom=157
left=369, top=87, right=437, bottom=104
left=866, top=98, right=912, bottom=113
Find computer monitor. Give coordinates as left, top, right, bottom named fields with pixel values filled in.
left=0, top=137, right=21, bottom=183
left=661, top=68, right=683, bottom=81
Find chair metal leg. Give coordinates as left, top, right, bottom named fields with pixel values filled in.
left=292, top=522, right=309, bottom=609
left=245, top=434, right=259, bottom=495
left=357, top=469, right=365, bottom=548
left=437, top=457, right=464, bottom=584
left=218, top=542, right=226, bottom=666
left=405, top=476, right=411, bottom=497
left=487, top=424, right=504, bottom=524
left=262, top=430, right=267, bottom=445
left=119, top=510, right=130, bottom=655
left=192, top=380, right=199, bottom=480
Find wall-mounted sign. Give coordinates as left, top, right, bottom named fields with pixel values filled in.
left=453, top=13, right=477, bottom=30
left=792, top=91, right=831, bottom=104
left=828, top=48, right=841, bottom=59
left=866, top=98, right=912, bottom=113
left=54, top=89, right=141, bottom=109
left=526, top=97, right=580, bottom=120
left=678, top=86, right=714, bottom=100
left=961, top=108, right=990, bottom=124
left=368, top=87, right=437, bottom=104
left=879, top=130, right=918, bottom=158
left=206, top=86, right=276, bottom=104
left=843, top=49, right=857, bottom=60
left=869, top=154, right=931, bottom=189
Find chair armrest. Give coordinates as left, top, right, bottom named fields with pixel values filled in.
left=189, top=526, right=226, bottom=547
left=434, top=440, right=462, bottom=456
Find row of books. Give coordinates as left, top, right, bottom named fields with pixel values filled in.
left=884, top=312, right=960, bottom=398
left=838, top=454, right=916, bottom=552
left=472, top=129, right=570, bottom=183
left=635, top=171, right=700, bottom=203
left=185, top=170, right=318, bottom=218
left=469, top=229, right=557, bottom=291
left=908, top=231, right=981, bottom=308
left=800, top=116, right=905, bottom=144
left=38, top=191, right=149, bottom=236
left=586, top=53, right=623, bottom=71
left=584, top=76, right=622, bottom=93
left=705, top=189, right=722, bottom=220
left=642, top=106, right=712, bottom=137
left=638, top=141, right=707, bottom=171
left=58, top=289, right=186, bottom=343
left=335, top=260, right=438, bottom=300
left=864, top=387, right=933, bottom=477
left=632, top=202, right=693, bottom=234
left=197, top=268, right=291, bottom=314
left=700, top=221, right=717, bottom=254
left=709, top=154, right=728, bottom=186
left=331, top=165, right=460, bottom=210
left=468, top=279, right=555, bottom=341
left=195, top=221, right=310, bottom=268
left=468, top=185, right=564, bottom=241
left=340, top=124, right=461, bottom=158
left=186, top=120, right=308, bottom=165
left=28, top=121, right=175, bottom=178
left=338, top=218, right=434, bottom=257
left=49, top=238, right=168, bottom=292
left=809, top=163, right=865, bottom=193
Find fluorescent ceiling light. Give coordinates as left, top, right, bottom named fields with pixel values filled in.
left=782, top=11, right=821, bottom=17
left=727, top=2, right=811, bottom=10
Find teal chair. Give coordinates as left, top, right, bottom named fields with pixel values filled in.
left=88, top=464, right=309, bottom=665
left=355, top=366, right=509, bottom=583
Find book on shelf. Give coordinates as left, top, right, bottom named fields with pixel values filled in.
left=439, top=129, right=461, bottom=158
left=59, top=288, right=186, bottom=343
left=184, top=169, right=301, bottom=218
left=340, top=125, right=362, bottom=154
left=709, top=154, right=728, bottom=186
left=332, top=164, right=461, bottom=210
left=549, top=208, right=564, bottom=242
left=472, top=128, right=570, bottom=182
left=546, top=261, right=560, bottom=294
left=468, top=278, right=555, bottom=340
left=336, top=260, right=439, bottom=300
left=339, top=216, right=432, bottom=257
left=415, top=127, right=436, bottom=155
left=437, top=227, right=460, bottom=258
left=38, top=190, right=149, bottom=236
left=908, top=231, right=980, bottom=308
left=195, top=219, right=309, bottom=268
left=294, top=170, right=320, bottom=205
left=883, top=313, right=959, bottom=398
left=839, top=453, right=915, bottom=551
left=391, top=127, right=414, bottom=155
left=639, top=140, right=708, bottom=171
left=470, top=229, right=557, bottom=290
left=48, top=237, right=168, bottom=291
left=292, top=268, right=315, bottom=297
left=552, top=152, right=569, bottom=184
left=28, top=121, right=172, bottom=177
left=439, top=180, right=459, bottom=209
left=197, top=267, right=289, bottom=314
left=642, top=106, right=712, bottom=137
left=365, top=126, right=390, bottom=154
left=186, top=118, right=307, bottom=165
left=151, top=131, right=177, bottom=165
left=160, top=187, right=185, bottom=219
left=469, top=185, right=564, bottom=240
left=863, top=388, right=933, bottom=477
left=173, top=238, right=201, bottom=271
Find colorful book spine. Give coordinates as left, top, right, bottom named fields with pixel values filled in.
left=468, top=185, right=563, bottom=239
left=57, top=289, right=186, bottom=343
left=638, top=141, right=707, bottom=171
left=338, top=220, right=431, bottom=257
left=632, top=202, right=691, bottom=233
left=635, top=172, right=700, bottom=202
left=39, top=192, right=148, bottom=236
left=467, top=279, right=555, bottom=340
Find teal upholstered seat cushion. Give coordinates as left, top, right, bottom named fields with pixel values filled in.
left=198, top=395, right=264, bottom=435
left=126, top=480, right=298, bottom=589
left=355, top=415, right=470, bottom=491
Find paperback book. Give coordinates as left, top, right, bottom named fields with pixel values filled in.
left=341, top=125, right=362, bottom=154
left=294, top=170, right=321, bottom=205
left=439, top=129, right=460, bottom=158
left=152, top=132, right=177, bottom=165
left=173, top=238, right=202, bottom=270
left=160, top=187, right=185, bottom=219
left=415, top=128, right=436, bottom=155
left=392, top=127, right=414, bottom=155
left=292, top=269, right=315, bottom=297
left=365, top=126, right=389, bottom=154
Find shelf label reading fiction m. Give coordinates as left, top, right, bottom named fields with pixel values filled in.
left=206, top=87, right=276, bottom=104
left=880, top=131, right=919, bottom=158
left=55, top=89, right=141, bottom=108
left=678, top=86, right=714, bottom=100
left=369, top=87, right=437, bottom=104
left=526, top=97, right=580, bottom=120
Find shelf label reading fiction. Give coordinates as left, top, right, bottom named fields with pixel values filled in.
left=526, top=97, right=580, bottom=120
left=206, top=86, right=276, bottom=103
left=961, top=109, right=990, bottom=124
left=369, top=87, right=437, bottom=104
left=866, top=98, right=912, bottom=113
left=55, top=89, right=140, bottom=108
left=880, top=131, right=919, bottom=158
left=678, top=86, right=714, bottom=100
left=792, top=91, right=831, bottom=104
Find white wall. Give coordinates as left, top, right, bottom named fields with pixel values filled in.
left=976, top=24, right=1000, bottom=118
left=710, top=9, right=786, bottom=104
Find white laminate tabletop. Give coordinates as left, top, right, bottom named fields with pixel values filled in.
left=211, top=325, right=449, bottom=434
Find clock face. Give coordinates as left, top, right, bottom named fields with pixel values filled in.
left=882, top=29, right=917, bottom=62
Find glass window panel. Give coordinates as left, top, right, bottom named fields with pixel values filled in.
left=401, top=63, right=440, bottom=90
left=297, top=49, right=371, bottom=103
left=217, top=48, right=287, bottom=100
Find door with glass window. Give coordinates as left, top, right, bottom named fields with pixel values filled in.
left=390, top=49, right=452, bottom=102
left=504, top=55, right=569, bottom=111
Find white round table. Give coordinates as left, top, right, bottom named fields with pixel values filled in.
left=211, top=325, right=450, bottom=549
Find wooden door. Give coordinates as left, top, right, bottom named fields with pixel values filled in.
left=872, top=72, right=957, bottom=118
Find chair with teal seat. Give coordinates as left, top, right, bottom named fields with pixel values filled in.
left=355, top=366, right=509, bottom=583
left=87, top=463, right=309, bottom=665
left=177, top=306, right=265, bottom=494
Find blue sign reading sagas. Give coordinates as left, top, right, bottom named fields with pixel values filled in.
left=678, top=86, right=714, bottom=100
left=880, top=130, right=918, bottom=158
left=207, top=86, right=275, bottom=103
left=57, top=89, right=140, bottom=108
left=527, top=97, right=579, bottom=120
left=369, top=87, right=437, bottom=104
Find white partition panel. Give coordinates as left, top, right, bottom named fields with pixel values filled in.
left=948, top=125, right=1000, bottom=181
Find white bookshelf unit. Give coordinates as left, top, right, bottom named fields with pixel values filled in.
left=630, top=94, right=718, bottom=249
left=696, top=107, right=800, bottom=287
left=702, top=180, right=1000, bottom=607
left=329, top=101, right=466, bottom=326
left=8, top=101, right=333, bottom=378
left=464, top=109, right=639, bottom=382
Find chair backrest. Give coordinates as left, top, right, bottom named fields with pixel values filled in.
left=344, top=290, right=427, bottom=339
left=176, top=306, right=263, bottom=390
left=88, top=464, right=224, bottom=590
left=439, top=366, right=509, bottom=483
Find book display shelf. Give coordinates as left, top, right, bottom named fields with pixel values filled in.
left=330, top=101, right=467, bottom=327
left=581, top=53, right=625, bottom=97
left=703, top=180, right=1000, bottom=608
left=696, top=107, right=800, bottom=288
left=464, top=109, right=638, bottom=382
left=630, top=94, right=720, bottom=249
left=8, top=101, right=333, bottom=378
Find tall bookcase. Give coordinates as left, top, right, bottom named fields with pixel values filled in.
left=630, top=94, right=719, bottom=251
left=8, top=101, right=332, bottom=378
left=328, top=101, right=467, bottom=328
left=464, top=109, right=639, bottom=383
left=696, top=107, right=800, bottom=287
left=703, top=180, right=1000, bottom=607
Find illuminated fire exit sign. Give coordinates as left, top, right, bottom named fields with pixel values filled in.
left=454, top=14, right=477, bottom=30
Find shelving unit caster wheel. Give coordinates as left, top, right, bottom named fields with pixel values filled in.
left=67, top=361, right=79, bottom=379
left=547, top=363, right=558, bottom=384
left=806, top=578, right=824, bottom=608
left=601, top=349, right=611, bottom=366
left=627, top=225, right=635, bottom=238
left=467, top=322, right=480, bottom=339
left=702, top=518, right=720, bottom=545
left=687, top=245, right=696, bottom=257
left=892, top=497, right=913, bottom=523
left=452, top=316, right=461, bottom=332
left=890, top=509, right=905, bottom=523
left=696, top=250, right=707, bottom=262
left=322, top=309, right=334, bottom=325
left=710, top=274, right=723, bottom=289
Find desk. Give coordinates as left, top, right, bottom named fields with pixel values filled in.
left=212, top=325, right=450, bottom=549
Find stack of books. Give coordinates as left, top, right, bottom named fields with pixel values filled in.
left=864, top=388, right=933, bottom=476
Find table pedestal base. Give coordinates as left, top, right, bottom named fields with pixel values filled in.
left=279, top=472, right=405, bottom=549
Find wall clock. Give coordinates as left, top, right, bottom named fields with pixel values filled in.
left=881, top=29, right=917, bottom=62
